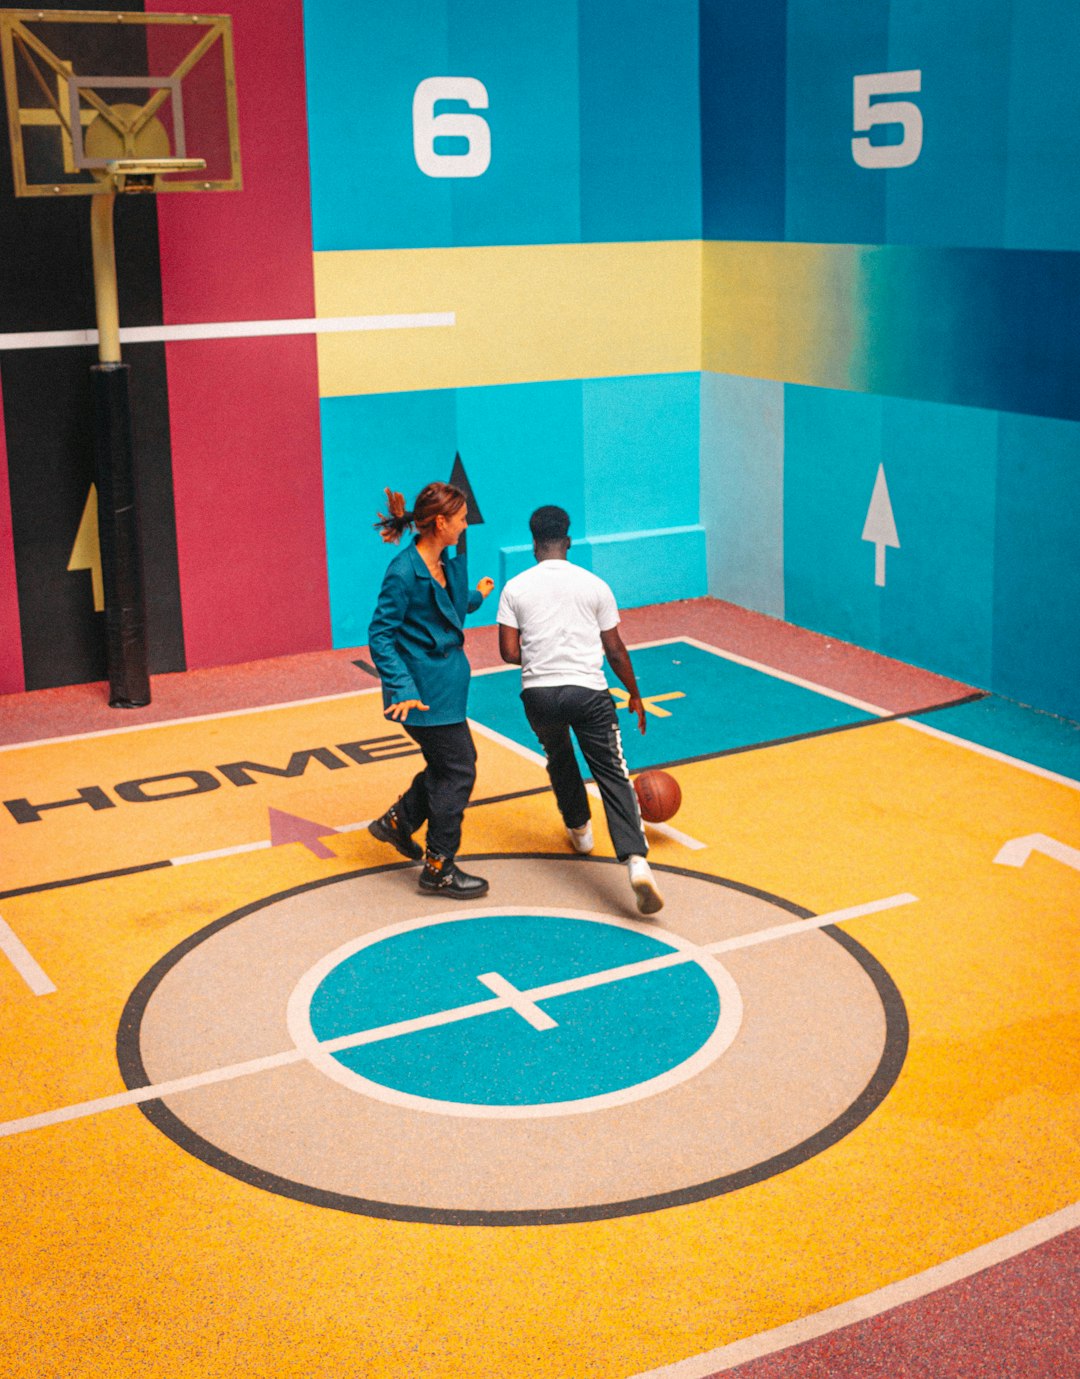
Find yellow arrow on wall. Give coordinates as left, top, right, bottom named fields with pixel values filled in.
left=68, top=484, right=104, bottom=612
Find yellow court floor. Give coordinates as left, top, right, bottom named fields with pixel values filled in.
left=0, top=656, right=1077, bottom=1378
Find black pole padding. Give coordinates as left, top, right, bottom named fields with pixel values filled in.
left=90, top=362, right=151, bottom=707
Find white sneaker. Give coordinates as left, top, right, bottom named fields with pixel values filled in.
left=627, top=856, right=663, bottom=915
left=567, top=821, right=594, bottom=854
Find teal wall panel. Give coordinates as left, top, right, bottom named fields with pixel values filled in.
left=700, top=373, right=785, bottom=619
left=588, top=527, right=707, bottom=610
left=582, top=375, right=701, bottom=537
left=993, top=413, right=1080, bottom=722
left=783, top=389, right=1000, bottom=688
left=884, top=0, right=1011, bottom=248
left=446, top=0, right=582, bottom=248
left=875, top=398, right=997, bottom=686
left=699, top=0, right=1079, bottom=717
left=782, top=386, right=884, bottom=654
left=321, top=389, right=459, bottom=647
left=304, top=0, right=701, bottom=251
left=700, top=0, right=787, bottom=241
left=453, top=379, right=587, bottom=599
left=322, top=375, right=703, bottom=648
left=784, top=0, right=888, bottom=244
left=578, top=0, right=701, bottom=243
left=304, top=0, right=454, bottom=251
left=1005, top=2, right=1080, bottom=251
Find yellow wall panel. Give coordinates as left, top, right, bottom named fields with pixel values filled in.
left=314, top=241, right=701, bottom=396
left=702, top=240, right=858, bottom=389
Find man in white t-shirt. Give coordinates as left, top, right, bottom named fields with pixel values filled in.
left=496, top=505, right=663, bottom=915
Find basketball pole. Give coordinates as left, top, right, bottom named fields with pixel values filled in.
left=0, top=9, right=233, bottom=710
left=89, top=183, right=151, bottom=707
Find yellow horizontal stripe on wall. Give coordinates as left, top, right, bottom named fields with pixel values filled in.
left=314, top=241, right=701, bottom=397
left=703, top=241, right=859, bottom=391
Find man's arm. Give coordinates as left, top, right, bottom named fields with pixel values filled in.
left=600, top=626, right=646, bottom=734
left=498, top=623, right=522, bottom=665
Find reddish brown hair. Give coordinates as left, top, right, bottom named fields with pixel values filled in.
left=375, top=482, right=467, bottom=544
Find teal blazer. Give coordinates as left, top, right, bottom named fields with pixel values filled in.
left=367, top=542, right=484, bottom=727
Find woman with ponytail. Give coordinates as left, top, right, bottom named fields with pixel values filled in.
left=366, top=481, right=495, bottom=898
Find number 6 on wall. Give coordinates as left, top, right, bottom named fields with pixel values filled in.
left=413, top=77, right=491, bottom=178
left=852, top=70, right=922, bottom=168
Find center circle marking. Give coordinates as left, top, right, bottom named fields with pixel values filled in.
left=119, top=858, right=908, bottom=1225
left=287, top=908, right=744, bottom=1118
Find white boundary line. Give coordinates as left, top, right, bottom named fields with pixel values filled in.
left=0, top=312, right=455, bottom=352
left=634, top=635, right=892, bottom=716
left=641, top=636, right=1080, bottom=790
left=3, top=638, right=1076, bottom=799
left=632, top=1200, right=1080, bottom=1377
left=0, top=685, right=382, bottom=752
left=0, top=914, right=56, bottom=996
left=903, top=719, right=1080, bottom=792
left=0, top=891, right=910, bottom=1140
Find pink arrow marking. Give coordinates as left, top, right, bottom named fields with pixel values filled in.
left=267, top=807, right=339, bottom=859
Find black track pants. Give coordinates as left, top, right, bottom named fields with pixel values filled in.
left=521, top=685, right=647, bottom=862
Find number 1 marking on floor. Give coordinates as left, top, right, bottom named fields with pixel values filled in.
left=994, top=833, right=1080, bottom=874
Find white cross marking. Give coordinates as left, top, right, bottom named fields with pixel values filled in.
left=476, top=971, right=558, bottom=1031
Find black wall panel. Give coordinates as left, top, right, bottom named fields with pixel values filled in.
left=1, top=0, right=186, bottom=690
left=3, top=344, right=184, bottom=690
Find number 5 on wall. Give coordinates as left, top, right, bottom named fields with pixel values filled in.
left=413, top=77, right=491, bottom=178
left=852, top=70, right=923, bottom=168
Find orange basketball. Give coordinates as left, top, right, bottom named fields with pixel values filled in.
left=634, top=769, right=682, bottom=823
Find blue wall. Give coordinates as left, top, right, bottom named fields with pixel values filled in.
left=305, top=0, right=1078, bottom=722
left=699, top=0, right=1080, bottom=720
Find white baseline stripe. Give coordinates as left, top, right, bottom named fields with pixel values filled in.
left=468, top=716, right=547, bottom=767
left=902, top=719, right=1080, bottom=792
left=169, top=821, right=374, bottom=866
left=708, top=893, right=917, bottom=954
left=0, top=914, right=56, bottom=996
left=635, top=637, right=1080, bottom=791
left=0, top=889, right=910, bottom=1139
left=633, top=636, right=891, bottom=717
left=0, top=684, right=383, bottom=752
left=170, top=839, right=272, bottom=867
left=631, top=1201, right=1080, bottom=1378
left=0, top=313, right=455, bottom=352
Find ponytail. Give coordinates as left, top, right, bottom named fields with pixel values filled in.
left=374, top=481, right=467, bottom=545
left=375, top=488, right=412, bottom=544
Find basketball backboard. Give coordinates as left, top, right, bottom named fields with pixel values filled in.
left=0, top=8, right=240, bottom=195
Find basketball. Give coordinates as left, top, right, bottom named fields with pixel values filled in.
left=634, top=770, right=682, bottom=823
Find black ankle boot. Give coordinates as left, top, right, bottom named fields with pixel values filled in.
left=368, top=802, right=422, bottom=860
left=417, top=853, right=489, bottom=899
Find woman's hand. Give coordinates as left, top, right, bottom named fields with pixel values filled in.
left=384, top=698, right=429, bottom=722
left=477, top=577, right=495, bottom=599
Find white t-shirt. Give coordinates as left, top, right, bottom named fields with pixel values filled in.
left=497, top=559, right=620, bottom=690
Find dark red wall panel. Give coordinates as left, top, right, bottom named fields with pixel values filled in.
left=148, top=0, right=316, bottom=324
left=0, top=378, right=25, bottom=695
left=166, top=335, right=329, bottom=669
left=148, top=0, right=329, bottom=667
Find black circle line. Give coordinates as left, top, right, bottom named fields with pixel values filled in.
left=117, top=855, right=909, bottom=1228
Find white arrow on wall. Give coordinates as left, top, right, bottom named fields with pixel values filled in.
left=861, top=463, right=900, bottom=587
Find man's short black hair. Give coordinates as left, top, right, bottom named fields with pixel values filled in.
left=529, top=505, right=571, bottom=543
